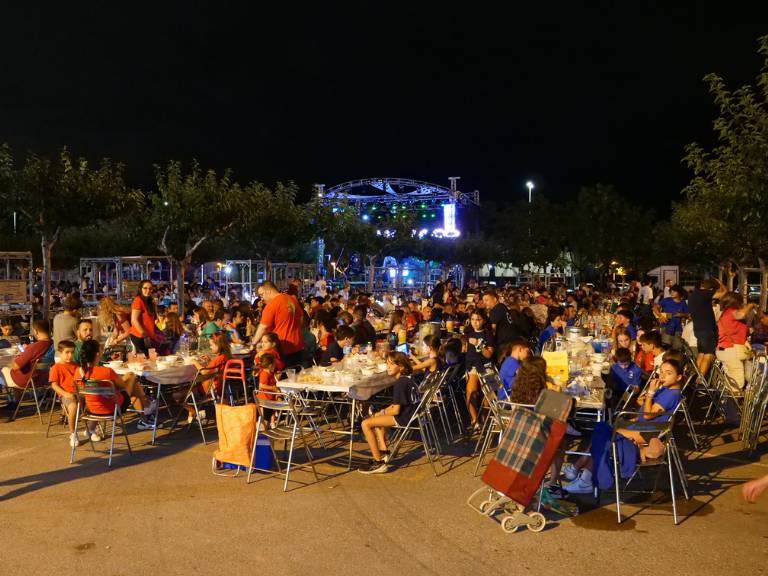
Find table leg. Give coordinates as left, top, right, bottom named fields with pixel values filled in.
left=348, top=398, right=356, bottom=470
left=151, top=382, right=161, bottom=445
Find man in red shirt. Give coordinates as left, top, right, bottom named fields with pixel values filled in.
left=253, top=281, right=304, bottom=367
left=1, top=319, right=54, bottom=410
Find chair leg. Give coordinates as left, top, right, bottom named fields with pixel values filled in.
left=612, top=440, right=622, bottom=524
left=418, top=418, right=438, bottom=476
left=283, top=425, right=298, bottom=492
left=681, top=400, right=699, bottom=451
left=107, top=410, right=118, bottom=467
left=189, top=393, right=207, bottom=445
left=10, top=384, right=28, bottom=422
left=667, top=448, right=678, bottom=525
left=70, top=404, right=82, bottom=464
left=119, top=410, right=133, bottom=456
left=46, top=394, right=61, bottom=438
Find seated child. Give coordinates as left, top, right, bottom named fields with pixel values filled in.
left=48, top=340, right=81, bottom=447
left=321, top=325, right=354, bottom=365
left=608, top=347, right=643, bottom=398
left=359, top=352, right=419, bottom=474
left=498, top=338, right=530, bottom=400
left=410, top=334, right=441, bottom=374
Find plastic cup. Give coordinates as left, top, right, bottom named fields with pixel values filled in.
left=286, top=368, right=296, bottom=382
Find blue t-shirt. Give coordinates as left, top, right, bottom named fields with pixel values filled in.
left=538, top=325, right=558, bottom=351
left=609, top=362, right=642, bottom=395
left=498, top=356, right=521, bottom=399
left=659, top=297, right=688, bottom=335
left=639, top=386, right=682, bottom=422
left=626, top=323, right=638, bottom=340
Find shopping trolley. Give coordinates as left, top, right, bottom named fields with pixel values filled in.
left=467, top=390, right=571, bottom=533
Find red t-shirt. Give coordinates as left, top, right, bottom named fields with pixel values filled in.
left=257, top=369, right=278, bottom=401
left=198, top=353, right=229, bottom=395
left=77, top=366, right=122, bottom=415
left=129, top=296, right=157, bottom=339
left=718, top=308, right=748, bottom=348
left=635, top=349, right=655, bottom=373
left=260, top=348, right=285, bottom=371
left=49, top=362, right=78, bottom=394
left=320, top=333, right=334, bottom=350
left=11, top=340, right=53, bottom=388
left=260, top=294, right=304, bottom=354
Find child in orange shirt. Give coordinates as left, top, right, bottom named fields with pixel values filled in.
left=256, top=332, right=285, bottom=372
left=256, top=354, right=279, bottom=429
left=48, top=340, right=80, bottom=447
left=180, top=332, right=231, bottom=422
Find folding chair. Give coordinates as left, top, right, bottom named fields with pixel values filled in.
left=3, top=360, right=52, bottom=423
left=473, top=365, right=534, bottom=476
left=741, top=354, right=768, bottom=452
left=168, top=365, right=223, bottom=445
left=386, top=371, right=444, bottom=476
left=70, top=378, right=133, bottom=467
left=611, top=411, right=689, bottom=525
left=247, top=392, right=320, bottom=491
left=222, top=359, right=248, bottom=404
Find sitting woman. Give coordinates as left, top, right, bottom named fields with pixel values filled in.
left=410, top=334, right=441, bottom=375
left=562, top=358, right=684, bottom=494
left=161, top=312, right=185, bottom=354
left=98, top=296, right=132, bottom=349
left=359, top=352, right=419, bottom=474
left=256, top=332, right=285, bottom=372
left=76, top=339, right=157, bottom=435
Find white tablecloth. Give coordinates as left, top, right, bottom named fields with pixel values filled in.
left=114, top=363, right=197, bottom=385
left=279, top=369, right=394, bottom=401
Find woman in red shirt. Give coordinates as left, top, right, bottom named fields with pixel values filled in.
left=716, top=291, right=756, bottom=390
left=129, top=280, right=158, bottom=355
left=98, top=296, right=132, bottom=349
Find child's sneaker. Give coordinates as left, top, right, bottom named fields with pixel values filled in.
left=358, top=459, right=388, bottom=474
left=69, top=433, right=80, bottom=448
left=136, top=418, right=155, bottom=431
left=561, top=463, right=579, bottom=481
left=563, top=470, right=594, bottom=494
left=90, top=431, right=103, bottom=442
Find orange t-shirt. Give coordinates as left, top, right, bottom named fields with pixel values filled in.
left=129, top=296, right=157, bottom=339
left=260, top=348, right=285, bottom=371
left=198, top=354, right=229, bottom=395
left=77, top=366, right=122, bottom=415
left=257, top=369, right=278, bottom=401
left=260, top=294, right=303, bottom=354
left=49, top=362, right=78, bottom=394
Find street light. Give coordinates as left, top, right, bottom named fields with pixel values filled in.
left=526, top=181, right=534, bottom=203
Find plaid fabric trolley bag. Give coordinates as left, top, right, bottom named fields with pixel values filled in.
left=467, top=390, right=569, bottom=533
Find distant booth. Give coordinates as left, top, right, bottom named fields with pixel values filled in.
left=199, top=260, right=317, bottom=301
left=79, top=256, right=174, bottom=305
left=0, top=251, right=34, bottom=334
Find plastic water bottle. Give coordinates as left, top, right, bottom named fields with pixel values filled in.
left=179, top=333, right=189, bottom=356
left=555, top=336, right=564, bottom=352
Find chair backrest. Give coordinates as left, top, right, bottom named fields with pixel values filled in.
left=478, top=365, right=521, bottom=426
left=193, top=364, right=224, bottom=401
left=223, top=359, right=246, bottom=380
left=76, top=378, right=118, bottom=398
left=612, top=409, right=676, bottom=440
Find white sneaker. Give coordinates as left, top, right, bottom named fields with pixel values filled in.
left=69, top=433, right=80, bottom=448
left=561, top=463, right=579, bottom=481
left=564, top=470, right=593, bottom=494
left=566, top=423, right=582, bottom=436
left=144, top=399, right=158, bottom=416
left=90, top=431, right=103, bottom=442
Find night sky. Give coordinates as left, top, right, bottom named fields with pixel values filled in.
left=2, top=3, right=767, bottom=215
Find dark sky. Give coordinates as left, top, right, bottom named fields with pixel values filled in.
left=1, top=3, right=767, bottom=214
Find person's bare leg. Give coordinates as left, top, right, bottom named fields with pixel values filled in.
left=362, top=415, right=396, bottom=461
left=374, top=426, right=388, bottom=452
left=697, top=353, right=714, bottom=379
left=466, top=373, right=480, bottom=425
left=119, top=373, right=146, bottom=411
left=65, top=401, right=77, bottom=434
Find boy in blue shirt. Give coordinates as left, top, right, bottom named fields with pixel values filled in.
left=537, top=308, right=565, bottom=352
left=498, top=338, right=530, bottom=400
left=608, top=347, right=642, bottom=397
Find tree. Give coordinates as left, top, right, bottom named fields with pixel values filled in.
left=151, top=160, right=245, bottom=319
left=675, top=35, right=768, bottom=307
left=1, top=147, right=135, bottom=316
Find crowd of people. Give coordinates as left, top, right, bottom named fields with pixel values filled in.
left=3, top=272, right=768, bottom=500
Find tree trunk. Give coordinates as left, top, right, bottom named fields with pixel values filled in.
left=41, top=237, right=53, bottom=319
left=759, top=257, right=767, bottom=313
left=176, top=259, right=187, bottom=321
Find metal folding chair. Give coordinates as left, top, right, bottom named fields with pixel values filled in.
left=247, top=392, right=320, bottom=491
left=70, top=378, right=133, bottom=467
left=386, top=371, right=445, bottom=476
left=611, top=411, right=689, bottom=525
left=3, top=360, right=52, bottom=423
left=168, top=365, right=223, bottom=444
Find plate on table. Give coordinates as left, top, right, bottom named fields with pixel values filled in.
left=106, top=360, right=124, bottom=369
left=127, top=362, right=146, bottom=373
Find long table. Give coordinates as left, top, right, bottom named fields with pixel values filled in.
left=278, top=369, right=395, bottom=469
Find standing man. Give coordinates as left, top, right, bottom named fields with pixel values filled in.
left=53, top=296, right=82, bottom=348
left=482, top=289, right=519, bottom=352
left=253, top=281, right=304, bottom=367
left=688, top=277, right=727, bottom=377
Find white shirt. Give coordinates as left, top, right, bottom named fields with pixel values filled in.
left=314, top=279, right=327, bottom=297
left=638, top=285, right=653, bottom=305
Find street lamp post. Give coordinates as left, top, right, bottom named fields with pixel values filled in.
left=526, top=181, right=534, bottom=203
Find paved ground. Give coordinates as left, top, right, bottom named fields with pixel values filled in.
left=1, top=409, right=767, bottom=576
